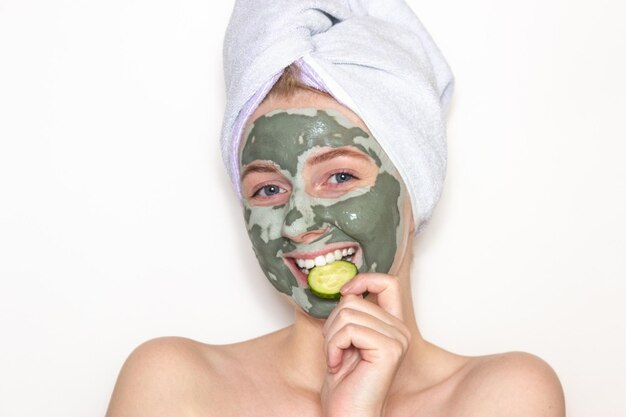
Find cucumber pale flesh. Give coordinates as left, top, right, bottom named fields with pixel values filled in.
left=307, top=260, right=358, bottom=299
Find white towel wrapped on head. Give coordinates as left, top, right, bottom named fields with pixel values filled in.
left=220, top=0, right=454, bottom=233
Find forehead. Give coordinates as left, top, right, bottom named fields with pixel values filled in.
left=240, top=108, right=384, bottom=176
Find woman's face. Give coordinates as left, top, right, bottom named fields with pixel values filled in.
left=239, top=92, right=412, bottom=319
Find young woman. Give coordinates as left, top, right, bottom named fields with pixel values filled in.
left=105, top=64, right=565, bottom=416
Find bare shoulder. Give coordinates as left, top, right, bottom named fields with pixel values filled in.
left=105, top=336, right=236, bottom=417
left=105, top=330, right=289, bottom=417
left=449, top=351, right=565, bottom=417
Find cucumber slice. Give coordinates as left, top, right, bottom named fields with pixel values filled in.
left=307, top=260, right=358, bottom=299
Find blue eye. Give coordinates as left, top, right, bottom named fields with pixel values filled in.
left=330, top=172, right=355, bottom=184
left=254, top=184, right=284, bottom=197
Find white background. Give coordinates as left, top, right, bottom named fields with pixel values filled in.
left=1, top=0, right=625, bottom=416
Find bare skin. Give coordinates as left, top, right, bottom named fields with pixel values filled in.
left=105, top=91, right=565, bottom=417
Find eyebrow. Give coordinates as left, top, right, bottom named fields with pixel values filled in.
left=240, top=163, right=281, bottom=181
left=308, top=148, right=372, bottom=166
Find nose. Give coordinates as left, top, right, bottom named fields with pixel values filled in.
left=281, top=201, right=328, bottom=244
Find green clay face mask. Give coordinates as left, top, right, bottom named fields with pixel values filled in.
left=240, top=108, right=407, bottom=319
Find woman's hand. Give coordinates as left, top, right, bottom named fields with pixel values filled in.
left=320, top=272, right=411, bottom=417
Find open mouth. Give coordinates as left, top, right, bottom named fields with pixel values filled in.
left=283, top=243, right=361, bottom=287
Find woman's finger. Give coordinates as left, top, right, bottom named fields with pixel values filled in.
left=324, top=293, right=396, bottom=335
left=340, top=272, right=404, bottom=319
left=323, top=294, right=409, bottom=341
left=323, top=306, right=409, bottom=351
left=325, top=323, right=406, bottom=371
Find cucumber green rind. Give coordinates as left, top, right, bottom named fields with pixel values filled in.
left=307, top=260, right=358, bottom=300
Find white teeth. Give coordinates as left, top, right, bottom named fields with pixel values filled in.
left=294, top=247, right=358, bottom=272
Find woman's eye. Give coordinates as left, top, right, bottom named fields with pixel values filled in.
left=328, top=172, right=355, bottom=184
left=253, top=184, right=285, bottom=198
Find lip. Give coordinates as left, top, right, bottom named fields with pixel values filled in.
left=283, top=241, right=362, bottom=287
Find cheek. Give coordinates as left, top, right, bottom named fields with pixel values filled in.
left=317, top=173, right=401, bottom=233
left=312, top=173, right=403, bottom=272
left=244, top=205, right=285, bottom=243
left=244, top=205, right=296, bottom=293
